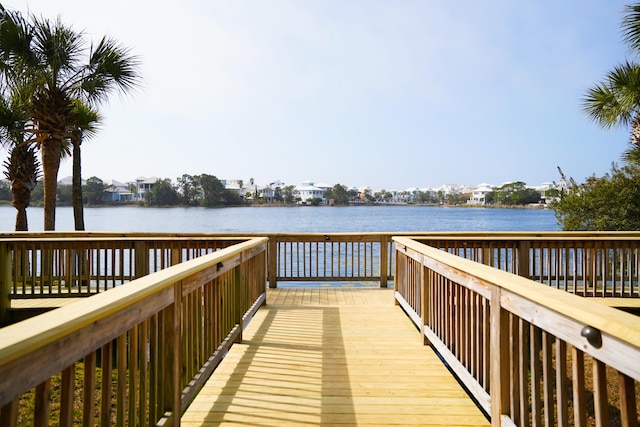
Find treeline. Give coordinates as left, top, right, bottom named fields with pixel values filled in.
left=0, top=175, right=249, bottom=207
left=0, top=174, right=312, bottom=207
left=0, top=178, right=548, bottom=207
left=488, top=182, right=544, bottom=206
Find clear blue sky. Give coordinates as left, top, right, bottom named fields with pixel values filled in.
left=6, top=0, right=635, bottom=190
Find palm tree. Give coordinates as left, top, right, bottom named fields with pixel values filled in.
left=0, top=60, right=39, bottom=230
left=3, top=143, right=40, bottom=230
left=69, top=100, right=100, bottom=230
left=0, top=7, right=140, bottom=230
left=582, top=61, right=640, bottom=147
left=583, top=4, right=640, bottom=153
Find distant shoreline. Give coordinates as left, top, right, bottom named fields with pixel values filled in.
left=3, top=202, right=550, bottom=210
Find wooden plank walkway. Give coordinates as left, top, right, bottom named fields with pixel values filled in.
left=182, top=288, right=490, bottom=426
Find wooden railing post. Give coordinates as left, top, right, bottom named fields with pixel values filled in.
left=490, top=286, right=509, bottom=426
left=268, top=235, right=277, bottom=288
left=235, top=261, right=243, bottom=343
left=171, top=243, right=181, bottom=266
left=134, top=241, right=148, bottom=279
left=420, top=261, right=430, bottom=345
left=0, top=243, right=11, bottom=326
left=380, top=235, right=389, bottom=288
left=517, top=241, right=530, bottom=279
left=393, top=243, right=400, bottom=306
left=161, top=282, right=182, bottom=425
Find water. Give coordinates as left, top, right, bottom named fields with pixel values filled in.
left=0, top=205, right=560, bottom=233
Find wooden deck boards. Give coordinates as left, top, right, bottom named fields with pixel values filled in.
left=182, top=288, right=490, bottom=426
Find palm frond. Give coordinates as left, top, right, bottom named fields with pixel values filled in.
left=622, top=143, right=640, bottom=165
left=70, top=98, right=101, bottom=139
left=31, top=15, right=84, bottom=90
left=622, top=4, right=640, bottom=54
left=80, top=36, right=141, bottom=104
left=582, top=61, right=640, bottom=128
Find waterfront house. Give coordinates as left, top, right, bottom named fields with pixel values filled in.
left=257, top=185, right=275, bottom=202
left=103, top=179, right=134, bottom=202
left=357, top=186, right=372, bottom=201
left=435, top=184, right=460, bottom=196
left=295, top=181, right=325, bottom=204
left=468, top=183, right=494, bottom=205
left=268, top=180, right=285, bottom=201
left=133, top=176, right=158, bottom=201
left=221, top=179, right=244, bottom=198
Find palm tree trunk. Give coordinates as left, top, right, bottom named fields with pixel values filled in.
left=15, top=207, right=27, bottom=231
left=41, top=138, right=62, bottom=231
left=72, top=137, right=85, bottom=231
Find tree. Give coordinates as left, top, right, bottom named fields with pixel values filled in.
left=493, top=182, right=540, bottom=206
left=221, top=189, right=244, bottom=206
left=0, top=7, right=140, bottom=230
left=551, top=164, right=640, bottom=230
left=30, top=180, right=43, bottom=205
left=56, top=183, right=72, bottom=205
left=145, top=178, right=179, bottom=206
left=446, top=192, right=472, bottom=205
left=70, top=101, right=100, bottom=230
left=83, top=176, right=110, bottom=205
left=0, top=179, right=10, bottom=201
left=2, top=143, right=40, bottom=230
left=197, top=174, right=225, bottom=207
left=0, top=65, right=40, bottom=230
left=282, top=185, right=299, bottom=204
left=484, top=191, right=495, bottom=205
left=415, top=190, right=436, bottom=204
left=554, top=3, right=640, bottom=230
left=583, top=4, right=640, bottom=150
left=177, top=174, right=200, bottom=205
left=326, top=184, right=350, bottom=205
left=127, top=182, right=138, bottom=201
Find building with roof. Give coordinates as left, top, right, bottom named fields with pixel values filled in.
left=296, top=181, right=325, bottom=204
left=134, top=177, right=158, bottom=201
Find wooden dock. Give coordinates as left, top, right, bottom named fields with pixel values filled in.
left=181, top=288, right=490, bottom=426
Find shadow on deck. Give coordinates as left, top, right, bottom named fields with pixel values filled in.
left=181, top=288, right=490, bottom=426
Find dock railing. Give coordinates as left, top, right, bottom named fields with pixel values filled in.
left=0, top=237, right=267, bottom=426
left=4, top=231, right=640, bottom=325
left=3, top=232, right=640, bottom=291
left=266, top=233, right=393, bottom=287
left=0, top=234, right=246, bottom=324
left=394, top=236, right=640, bottom=426
left=414, top=232, right=640, bottom=298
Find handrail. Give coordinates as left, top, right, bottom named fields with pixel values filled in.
left=0, top=237, right=267, bottom=426
left=265, top=233, right=393, bottom=287
left=2, top=231, right=640, bottom=326
left=411, top=234, right=640, bottom=298
left=393, top=236, right=640, bottom=426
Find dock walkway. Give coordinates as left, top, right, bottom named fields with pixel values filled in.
left=181, top=288, right=490, bottom=426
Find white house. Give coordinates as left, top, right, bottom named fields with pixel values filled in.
left=221, top=179, right=244, bottom=198
left=435, top=184, right=460, bottom=197
left=532, top=181, right=561, bottom=205
left=468, top=183, right=494, bottom=205
left=258, top=186, right=275, bottom=202
left=295, top=181, right=324, bottom=204
left=268, top=180, right=286, bottom=201
left=355, top=186, right=372, bottom=202
left=134, top=176, right=158, bottom=201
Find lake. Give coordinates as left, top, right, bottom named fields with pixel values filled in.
left=0, top=205, right=560, bottom=233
